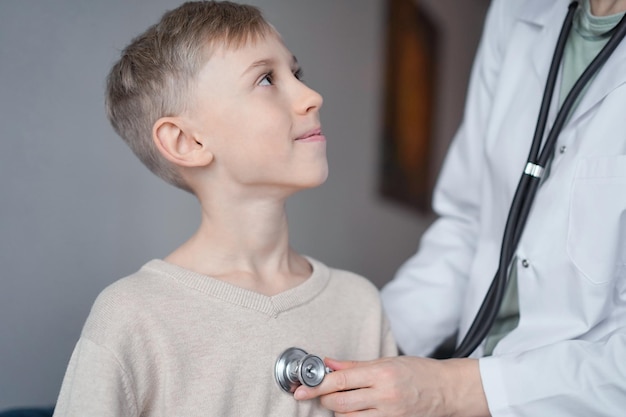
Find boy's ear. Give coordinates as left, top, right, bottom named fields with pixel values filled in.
left=152, top=117, right=213, bottom=167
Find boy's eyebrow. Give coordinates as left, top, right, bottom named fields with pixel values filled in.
left=241, top=55, right=300, bottom=77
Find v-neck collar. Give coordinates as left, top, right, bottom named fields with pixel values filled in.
left=142, top=256, right=330, bottom=317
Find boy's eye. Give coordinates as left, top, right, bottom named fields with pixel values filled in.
left=259, top=72, right=273, bottom=86
left=293, top=68, right=304, bottom=81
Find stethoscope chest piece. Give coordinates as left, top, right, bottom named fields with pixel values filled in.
left=275, top=347, right=329, bottom=393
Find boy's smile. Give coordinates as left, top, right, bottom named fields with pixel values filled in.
left=185, top=32, right=328, bottom=195
left=295, top=127, right=325, bottom=143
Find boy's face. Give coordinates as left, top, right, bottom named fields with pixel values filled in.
left=186, top=32, right=327, bottom=195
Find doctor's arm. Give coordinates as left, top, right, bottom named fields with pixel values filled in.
left=294, top=356, right=489, bottom=417
left=479, top=327, right=626, bottom=416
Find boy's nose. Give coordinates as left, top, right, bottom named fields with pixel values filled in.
left=295, top=83, right=323, bottom=115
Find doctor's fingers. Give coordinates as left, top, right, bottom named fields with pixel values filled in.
left=320, top=386, right=414, bottom=417
left=294, top=360, right=379, bottom=400
left=324, top=357, right=368, bottom=371
left=319, top=388, right=377, bottom=416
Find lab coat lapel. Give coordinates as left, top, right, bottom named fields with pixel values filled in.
left=521, top=1, right=570, bottom=84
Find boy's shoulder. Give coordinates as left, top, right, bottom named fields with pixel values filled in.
left=81, top=261, right=171, bottom=338
left=309, top=257, right=387, bottom=324
left=309, top=256, right=380, bottom=299
left=95, top=260, right=168, bottom=305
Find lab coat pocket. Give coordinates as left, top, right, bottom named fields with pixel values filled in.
left=567, top=156, right=626, bottom=284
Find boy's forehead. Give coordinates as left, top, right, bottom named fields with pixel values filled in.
left=210, top=33, right=296, bottom=68
left=216, top=24, right=282, bottom=50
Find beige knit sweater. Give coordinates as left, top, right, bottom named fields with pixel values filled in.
left=53, top=257, right=397, bottom=416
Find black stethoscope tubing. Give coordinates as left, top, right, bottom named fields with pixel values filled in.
left=452, top=1, right=626, bottom=358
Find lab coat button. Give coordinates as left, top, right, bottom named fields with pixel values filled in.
left=559, top=145, right=567, bottom=154
left=521, top=259, right=530, bottom=268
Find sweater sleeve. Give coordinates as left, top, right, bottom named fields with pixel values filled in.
left=381, top=313, right=400, bottom=358
left=53, top=337, right=138, bottom=417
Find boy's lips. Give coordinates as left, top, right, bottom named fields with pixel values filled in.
left=295, top=128, right=325, bottom=142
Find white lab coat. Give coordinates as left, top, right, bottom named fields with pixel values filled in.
left=381, top=0, right=626, bottom=415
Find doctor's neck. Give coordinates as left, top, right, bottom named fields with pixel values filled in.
left=589, top=0, right=626, bottom=16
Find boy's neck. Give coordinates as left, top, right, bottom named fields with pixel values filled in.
left=164, top=195, right=311, bottom=296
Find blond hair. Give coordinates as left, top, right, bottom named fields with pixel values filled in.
left=105, top=1, right=276, bottom=192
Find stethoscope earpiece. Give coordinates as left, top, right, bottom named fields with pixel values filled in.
left=275, top=347, right=330, bottom=393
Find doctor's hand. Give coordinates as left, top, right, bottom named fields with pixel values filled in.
left=293, top=356, right=490, bottom=417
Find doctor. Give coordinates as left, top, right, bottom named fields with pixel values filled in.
left=295, top=0, right=626, bottom=415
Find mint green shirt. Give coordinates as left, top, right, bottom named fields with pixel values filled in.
left=559, top=0, right=623, bottom=108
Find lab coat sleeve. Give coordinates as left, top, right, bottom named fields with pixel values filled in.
left=480, top=325, right=626, bottom=416
left=381, top=0, right=515, bottom=356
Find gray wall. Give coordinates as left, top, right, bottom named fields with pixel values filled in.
left=0, top=0, right=489, bottom=409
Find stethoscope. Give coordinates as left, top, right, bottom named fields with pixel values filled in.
left=273, top=1, right=626, bottom=393
left=452, top=1, right=626, bottom=358
left=275, top=347, right=331, bottom=393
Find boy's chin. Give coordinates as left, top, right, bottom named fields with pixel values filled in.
left=292, top=171, right=329, bottom=192
left=308, top=170, right=329, bottom=188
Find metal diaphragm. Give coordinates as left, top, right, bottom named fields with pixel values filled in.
left=275, top=347, right=329, bottom=393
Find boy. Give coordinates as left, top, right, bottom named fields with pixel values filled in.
left=53, top=1, right=397, bottom=416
